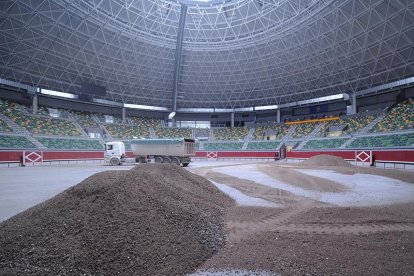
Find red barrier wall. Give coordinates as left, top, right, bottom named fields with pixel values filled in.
left=43, top=151, right=103, bottom=160
left=0, top=151, right=23, bottom=162
left=1, top=149, right=413, bottom=163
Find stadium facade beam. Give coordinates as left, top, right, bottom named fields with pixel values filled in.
left=171, top=4, right=188, bottom=126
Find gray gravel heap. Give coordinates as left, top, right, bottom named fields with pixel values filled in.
left=0, top=164, right=234, bottom=275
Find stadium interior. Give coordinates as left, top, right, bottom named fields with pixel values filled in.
left=1, top=0, right=414, bottom=275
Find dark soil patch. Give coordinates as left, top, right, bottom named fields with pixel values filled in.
left=0, top=164, right=234, bottom=276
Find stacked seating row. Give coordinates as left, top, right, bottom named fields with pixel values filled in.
left=347, top=133, right=414, bottom=148
left=204, top=142, right=244, bottom=151
left=253, top=124, right=289, bottom=140
left=292, top=123, right=318, bottom=138
left=372, top=100, right=414, bottom=132
left=213, top=127, right=249, bottom=140
left=105, top=124, right=151, bottom=139
left=70, top=111, right=100, bottom=129
left=246, top=141, right=280, bottom=150
left=36, top=137, right=103, bottom=150
left=317, top=114, right=375, bottom=137
left=0, top=100, right=82, bottom=136
left=303, top=138, right=348, bottom=149
left=0, top=119, right=12, bottom=132
left=155, top=128, right=192, bottom=138
left=0, top=135, right=36, bottom=149
left=130, top=117, right=161, bottom=129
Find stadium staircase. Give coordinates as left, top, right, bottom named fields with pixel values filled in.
left=340, top=113, right=386, bottom=148
left=297, top=122, right=326, bottom=149
left=276, top=125, right=296, bottom=150
left=149, top=127, right=156, bottom=138
left=0, top=112, right=46, bottom=148
left=92, top=114, right=113, bottom=140
left=242, top=128, right=255, bottom=150
left=67, top=113, right=89, bottom=137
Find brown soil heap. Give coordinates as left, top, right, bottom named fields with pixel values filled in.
left=0, top=164, right=234, bottom=276
left=300, top=154, right=352, bottom=167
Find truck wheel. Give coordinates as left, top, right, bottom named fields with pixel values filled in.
left=162, top=157, right=171, bottom=163
left=172, top=157, right=180, bottom=165
left=110, top=158, right=120, bottom=166
left=155, top=156, right=163, bottom=163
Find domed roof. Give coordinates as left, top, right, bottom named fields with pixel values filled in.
left=1, top=0, right=414, bottom=108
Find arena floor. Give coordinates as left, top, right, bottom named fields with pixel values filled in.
left=1, top=160, right=414, bottom=275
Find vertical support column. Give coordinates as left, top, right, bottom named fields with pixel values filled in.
left=276, top=109, right=281, bottom=123
left=32, top=94, right=38, bottom=114
left=352, top=93, right=357, bottom=114
left=172, top=4, right=188, bottom=113
left=231, top=112, right=235, bottom=127
left=122, top=107, right=126, bottom=123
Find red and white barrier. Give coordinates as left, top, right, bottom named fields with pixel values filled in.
left=22, top=151, right=43, bottom=166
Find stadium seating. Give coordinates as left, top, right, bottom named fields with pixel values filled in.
left=130, top=116, right=161, bottom=129
left=70, top=111, right=100, bottom=129
left=105, top=124, right=150, bottom=139
left=35, top=106, right=49, bottom=116
left=96, top=114, right=123, bottom=124
left=253, top=124, right=289, bottom=140
left=317, top=114, right=375, bottom=137
left=0, top=119, right=12, bottom=132
left=36, top=137, right=103, bottom=150
left=155, top=128, right=192, bottom=138
left=303, top=138, right=348, bottom=149
left=372, top=100, right=414, bottom=132
left=204, top=142, right=244, bottom=151
left=292, top=122, right=318, bottom=138
left=347, top=133, right=414, bottom=148
left=246, top=141, right=280, bottom=150
left=213, top=127, right=249, bottom=140
left=0, top=135, right=37, bottom=149
left=0, top=99, right=82, bottom=136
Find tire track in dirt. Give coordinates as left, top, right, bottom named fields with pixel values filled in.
left=190, top=164, right=414, bottom=242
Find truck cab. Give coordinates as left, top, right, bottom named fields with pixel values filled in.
left=105, top=141, right=126, bottom=165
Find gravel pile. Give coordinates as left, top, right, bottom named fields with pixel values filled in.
left=301, top=154, right=352, bottom=167
left=0, top=164, right=234, bottom=276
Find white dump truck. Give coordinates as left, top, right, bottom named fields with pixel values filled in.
left=105, top=138, right=196, bottom=167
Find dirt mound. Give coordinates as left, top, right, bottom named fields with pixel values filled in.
left=300, top=154, right=352, bottom=167
left=0, top=164, right=234, bottom=276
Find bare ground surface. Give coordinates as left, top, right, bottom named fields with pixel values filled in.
left=0, top=164, right=234, bottom=276
left=258, top=164, right=348, bottom=193
left=188, top=161, right=414, bottom=276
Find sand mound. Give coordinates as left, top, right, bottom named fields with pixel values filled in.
left=300, top=154, right=352, bottom=167
left=0, top=164, right=234, bottom=275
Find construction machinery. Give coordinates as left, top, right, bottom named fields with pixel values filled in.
left=105, top=138, right=195, bottom=166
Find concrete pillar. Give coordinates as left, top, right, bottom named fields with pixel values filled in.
left=352, top=94, right=357, bottom=114
left=276, top=109, right=281, bottom=123
left=231, top=112, right=235, bottom=127
left=32, top=94, right=38, bottom=114
left=122, top=107, right=126, bottom=123
left=172, top=117, right=177, bottom=128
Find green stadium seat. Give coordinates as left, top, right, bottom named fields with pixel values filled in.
left=372, top=100, right=414, bottom=132
left=213, top=127, right=249, bottom=140
left=155, top=128, right=192, bottom=138
left=204, top=142, right=244, bottom=151
left=253, top=124, right=289, bottom=140
left=246, top=141, right=280, bottom=150
left=0, top=135, right=37, bottom=149
left=347, top=133, right=414, bottom=148
left=303, top=138, right=348, bottom=149
left=36, top=137, right=103, bottom=150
